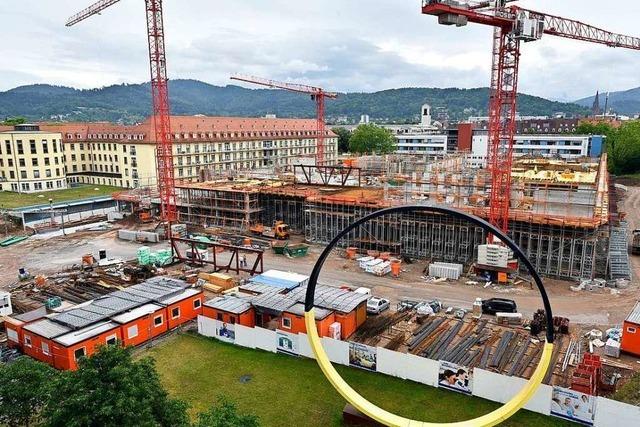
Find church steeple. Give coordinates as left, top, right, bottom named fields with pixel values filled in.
left=592, top=91, right=602, bottom=116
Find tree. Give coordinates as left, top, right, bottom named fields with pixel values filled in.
left=193, top=396, right=260, bottom=427
left=331, top=127, right=352, bottom=153
left=608, top=121, right=640, bottom=175
left=45, top=345, right=190, bottom=427
left=575, top=121, right=640, bottom=176
left=1, top=117, right=26, bottom=126
left=575, top=121, right=615, bottom=137
left=348, top=124, right=396, bottom=154
left=0, top=357, right=58, bottom=427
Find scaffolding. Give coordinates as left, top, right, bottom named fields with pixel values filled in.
left=303, top=200, right=602, bottom=280
left=169, top=155, right=618, bottom=281
left=176, top=184, right=262, bottom=231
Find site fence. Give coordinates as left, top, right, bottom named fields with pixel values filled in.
left=197, top=316, right=640, bottom=427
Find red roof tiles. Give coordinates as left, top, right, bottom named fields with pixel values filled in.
left=20, top=116, right=332, bottom=143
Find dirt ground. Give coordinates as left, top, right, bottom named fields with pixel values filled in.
left=2, top=185, right=640, bottom=328
left=0, top=226, right=169, bottom=289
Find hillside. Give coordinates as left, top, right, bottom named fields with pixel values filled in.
left=575, top=87, right=640, bottom=116
left=0, top=79, right=589, bottom=124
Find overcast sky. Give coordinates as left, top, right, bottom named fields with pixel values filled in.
left=2, top=0, right=640, bottom=100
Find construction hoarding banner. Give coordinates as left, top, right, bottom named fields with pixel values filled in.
left=214, top=319, right=235, bottom=343
left=349, top=342, right=377, bottom=371
left=276, top=330, right=299, bottom=356
left=550, top=386, right=597, bottom=426
left=438, top=360, right=473, bottom=395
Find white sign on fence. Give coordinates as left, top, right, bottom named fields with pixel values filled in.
left=321, top=337, right=350, bottom=365
left=234, top=324, right=256, bottom=349
left=254, top=326, right=277, bottom=353
left=473, top=368, right=552, bottom=415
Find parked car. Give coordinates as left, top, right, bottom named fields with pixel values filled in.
left=481, top=298, right=517, bottom=315
left=367, top=297, right=390, bottom=314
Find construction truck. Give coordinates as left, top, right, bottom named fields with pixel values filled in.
left=138, top=211, right=153, bottom=223
left=632, top=229, right=640, bottom=255
left=250, top=221, right=290, bottom=240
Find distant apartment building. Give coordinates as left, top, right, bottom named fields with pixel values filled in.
left=396, top=133, right=448, bottom=154
left=0, top=124, right=67, bottom=193
left=0, top=116, right=337, bottom=192
left=392, top=104, right=449, bottom=155
left=470, top=116, right=580, bottom=134
left=470, top=131, right=604, bottom=162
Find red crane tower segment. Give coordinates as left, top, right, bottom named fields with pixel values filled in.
left=67, top=0, right=178, bottom=224
left=422, top=0, right=640, bottom=235
left=230, top=75, right=338, bottom=166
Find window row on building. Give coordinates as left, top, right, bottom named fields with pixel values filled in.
left=0, top=117, right=337, bottom=193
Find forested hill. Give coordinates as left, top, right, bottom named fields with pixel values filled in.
left=0, top=79, right=589, bottom=124
left=575, top=87, right=640, bottom=116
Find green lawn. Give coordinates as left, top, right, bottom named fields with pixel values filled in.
left=145, top=333, right=572, bottom=427
left=0, top=185, right=122, bottom=209
left=621, top=173, right=640, bottom=181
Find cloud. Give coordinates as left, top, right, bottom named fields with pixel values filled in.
left=1, top=0, right=639, bottom=100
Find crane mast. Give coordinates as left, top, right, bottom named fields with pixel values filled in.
left=231, top=75, right=337, bottom=166
left=67, top=0, right=177, bottom=224
left=422, top=0, right=640, bottom=235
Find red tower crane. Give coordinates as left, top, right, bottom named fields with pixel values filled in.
left=422, top=0, right=640, bottom=234
left=67, top=0, right=177, bottom=224
left=230, top=75, right=338, bottom=165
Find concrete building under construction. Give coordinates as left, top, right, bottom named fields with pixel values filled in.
left=172, top=154, right=628, bottom=282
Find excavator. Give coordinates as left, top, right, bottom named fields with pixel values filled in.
left=249, top=221, right=290, bottom=240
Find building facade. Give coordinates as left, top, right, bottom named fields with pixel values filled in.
left=471, top=131, right=604, bottom=160
left=0, top=124, right=67, bottom=193
left=0, top=116, right=338, bottom=192
left=396, top=133, right=448, bottom=154
left=392, top=104, right=450, bottom=155
left=5, top=277, right=203, bottom=370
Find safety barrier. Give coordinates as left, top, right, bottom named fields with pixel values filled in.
left=197, top=316, right=639, bottom=426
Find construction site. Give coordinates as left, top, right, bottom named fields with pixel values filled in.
left=169, top=153, right=627, bottom=283
left=3, top=0, right=640, bottom=426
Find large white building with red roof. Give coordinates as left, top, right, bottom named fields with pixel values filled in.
left=0, top=116, right=337, bottom=192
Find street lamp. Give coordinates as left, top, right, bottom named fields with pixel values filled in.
left=48, top=198, right=54, bottom=226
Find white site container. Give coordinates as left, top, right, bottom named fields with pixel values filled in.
left=429, top=264, right=461, bottom=280
left=432, top=262, right=463, bottom=275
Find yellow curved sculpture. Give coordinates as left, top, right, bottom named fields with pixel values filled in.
left=305, top=309, right=553, bottom=427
